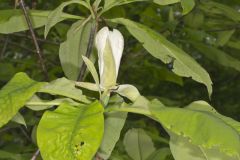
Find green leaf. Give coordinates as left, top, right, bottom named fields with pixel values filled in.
left=191, top=42, right=240, bottom=72
left=109, top=18, right=212, bottom=96
left=217, top=30, right=235, bottom=46
left=44, top=0, right=88, bottom=37
left=115, top=84, right=140, bottom=102
left=11, top=112, right=27, bottom=128
left=0, top=63, right=15, bottom=82
left=0, top=10, right=82, bottom=34
left=37, top=101, right=104, bottom=160
left=184, top=12, right=204, bottom=29
left=0, top=72, right=45, bottom=128
left=146, top=148, right=172, bottom=160
left=106, top=96, right=153, bottom=116
left=155, top=0, right=195, bottom=15
left=82, top=56, right=100, bottom=90
left=81, top=56, right=102, bottom=98
left=150, top=101, right=240, bottom=158
left=227, top=41, right=240, bottom=50
left=98, top=112, right=127, bottom=159
left=39, top=77, right=90, bottom=103
left=200, top=2, right=240, bottom=22
left=75, top=82, right=99, bottom=91
left=26, top=95, right=79, bottom=111
left=102, top=0, right=148, bottom=14
left=102, top=0, right=182, bottom=14
left=123, top=128, right=156, bottom=160
left=181, top=0, right=195, bottom=15
left=169, top=133, right=238, bottom=160
left=153, top=0, right=180, bottom=5
left=59, top=19, right=93, bottom=81
left=0, top=150, right=23, bottom=160
left=185, top=101, right=240, bottom=134
left=109, top=97, right=240, bottom=159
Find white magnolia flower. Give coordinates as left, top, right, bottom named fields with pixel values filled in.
left=95, top=27, right=124, bottom=89
left=76, top=27, right=140, bottom=102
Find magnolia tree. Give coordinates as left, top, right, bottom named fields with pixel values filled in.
left=0, top=0, right=240, bottom=160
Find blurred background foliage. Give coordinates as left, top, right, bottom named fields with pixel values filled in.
left=0, top=0, right=240, bottom=159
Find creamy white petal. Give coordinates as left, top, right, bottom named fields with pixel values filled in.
left=108, top=29, right=124, bottom=77
left=95, top=27, right=109, bottom=77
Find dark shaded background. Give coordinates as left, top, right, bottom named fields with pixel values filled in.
left=0, top=0, right=239, bottom=159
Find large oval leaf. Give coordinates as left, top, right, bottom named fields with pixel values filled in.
left=109, top=18, right=212, bottom=96
left=186, top=101, right=240, bottom=134
left=37, top=101, right=104, bottom=160
left=123, top=128, right=156, bottom=160
left=38, top=77, right=90, bottom=103
left=169, top=133, right=238, bottom=160
left=0, top=10, right=81, bottom=34
left=108, top=97, right=240, bottom=159
left=44, top=0, right=88, bottom=37
left=59, top=19, right=93, bottom=81
left=0, top=72, right=45, bottom=128
left=150, top=102, right=240, bottom=158
left=98, top=112, right=127, bottom=159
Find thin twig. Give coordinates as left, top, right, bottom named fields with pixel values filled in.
left=0, top=36, right=9, bottom=60
left=0, top=39, right=36, bottom=54
left=19, top=126, right=32, bottom=142
left=12, top=33, right=60, bottom=45
left=31, top=149, right=40, bottom=160
left=77, top=21, right=97, bottom=81
left=18, top=0, right=49, bottom=81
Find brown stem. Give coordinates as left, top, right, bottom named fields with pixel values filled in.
left=18, top=0, right=49, bottom=81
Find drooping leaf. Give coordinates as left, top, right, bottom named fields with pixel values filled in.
left=123, top=128, right=156, bottom=160
left=98, top=112, right=128, bottom=159
left=0, top=72, right=45, bottom=128
left=37, top=101, right=104, bottom=160
left=44, top=0, right=88, bottom=37
left=150, top=101, right=240, bottom=158
left=191, top=42, right=240, bottom=72
left=38, top=77, right=90, bottom=103
left=0, top=10, right=82, bottom=34
left=59, top=19, right=93, bottom=81
left=109, top=18, right=212, bottom=96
